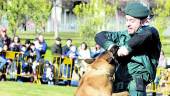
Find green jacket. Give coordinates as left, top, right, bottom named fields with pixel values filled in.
left=95, top=26, right=161, bottom=82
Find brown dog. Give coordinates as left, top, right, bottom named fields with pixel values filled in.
left=75, top=46, right=129, bottom=96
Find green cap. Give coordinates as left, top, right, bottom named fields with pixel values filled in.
left=125, top=2, right=150, bottom=19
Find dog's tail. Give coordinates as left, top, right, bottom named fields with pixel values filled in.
left=112, top=91, right=129, bottom=96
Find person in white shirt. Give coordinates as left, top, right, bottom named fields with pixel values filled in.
left=78, top=42, right=91, bottom=76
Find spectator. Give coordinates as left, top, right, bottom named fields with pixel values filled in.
left=0, top=26, right=11, bottom=51
left=7, top=36, right=21, bottom=80
left=51, top=37, right=62, bottom=56
left=51, top=37, right=62, bottom=74
left=33, top=35, right=47, bottom=81
left=60, top=45, right=78, bottom=85
left=78, top=42, right=91, bottom=76
left=0, top=56, right=6, bottom=71
left=35, top=35, right=47, bottom=62
left=29, top=42, right=36, bottom=62
left=78, top=42, right=91, bottom=59
left=34, top=38, right=41, bottom=51
left=21, top=42, right=32, bottom=75
left=90, top=44, right=105, bottom=58
left=0, top=53, right=6, bottom=80
left=24, top=42, right=35, bottom=75
left=66, top=45, right=79, bottom=61
left=0, top=26, right=7, bottom=71
left=154, top=50, right=167, bottom=88
left=158, top=50, right=167, bottom=68
left=10, top=36, right=22, bottom=52
left=42, top=60, right=54, bottom=85
left=25, top=39, right=31, bottom=53
left=62, top=39, right=72, bottom=56
left=21, top=45, right=28, bottom=74
left=23, top=40, right=33, bottom=75
left=21, top=39, right=31, bottom=57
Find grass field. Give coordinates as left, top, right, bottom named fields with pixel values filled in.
left=0, top=81, right=77, bottom=96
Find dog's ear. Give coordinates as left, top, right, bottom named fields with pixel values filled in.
left=84, top=59, right=95, bottom=64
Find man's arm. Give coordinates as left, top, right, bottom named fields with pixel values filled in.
left=118, top=26, right=161, bottom=58
left=117, top=28, right=152, bottom=56
left=51, top=44, right=56, bottom=54
left=127, top=28, right=152, bottom=52
left=95, top=31, right=123, bottom=50
left=41, top=42, right=47, bottom=53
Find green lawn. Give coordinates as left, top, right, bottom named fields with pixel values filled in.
left=0, top=81, right=77, bottom=96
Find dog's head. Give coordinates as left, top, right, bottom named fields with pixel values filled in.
left=84, top=45, right=119, bottom=64
left=98, top=45, right=119, bottom=63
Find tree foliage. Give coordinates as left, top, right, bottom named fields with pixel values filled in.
left=73, top=0, right=117, bottom=41
left=0, top=0, right=7, bottom=16
left=152, top=0, right=170, bottom=39
left=0, top=0, right=52, bottom=36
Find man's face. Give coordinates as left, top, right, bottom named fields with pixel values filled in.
left=126, top=15, right=141, bottom=34
left=0, top=30, right=6, bottom=37
left=66, top=40, right=72, bottom=47
left=38, top=35, right=44, bottom=42
left=55, top=40, right=61, bottom=44
left=14, top=36, right=19, bottom=43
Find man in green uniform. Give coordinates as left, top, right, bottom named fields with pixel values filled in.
left=95, top=2, right=161, bottom=96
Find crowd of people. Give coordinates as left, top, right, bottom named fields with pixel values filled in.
left=51, top=38, right=105, bottom=85
left=0, top=26, right=105, bottom=85
left=0, top=26, right=48, bottom=82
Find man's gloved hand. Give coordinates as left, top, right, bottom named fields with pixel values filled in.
left=109, top=45, right=119, bottom=56
left=117, top=46, right=129, bottom=56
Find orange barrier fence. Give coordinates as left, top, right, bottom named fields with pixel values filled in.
left=147, top=67, right=170, bottom=95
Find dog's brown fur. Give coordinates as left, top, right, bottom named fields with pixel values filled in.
left=75, top=48, right=129, bottom=96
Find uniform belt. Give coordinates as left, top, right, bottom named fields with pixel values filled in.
left=114, top=75, right=145, bottom=91
left=113, top=81, right=129, bottom=92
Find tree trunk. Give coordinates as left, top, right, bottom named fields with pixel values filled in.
left=13, top=21, right=18, bottom=38
left=51, top=0, right=62, bottom=38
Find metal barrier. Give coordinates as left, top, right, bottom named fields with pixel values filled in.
left=58, top=57, right=73, bottom=81
left=3, top=51, right=22, bottom=79
left=33, top=54, right=46, bottom=84
left=52, top=55, right=62, bottom=83
left=147, top=67, right=170, bottom=95
left=33, top=61, right=43, bottom=84
left=0, top=51, right=36, bottom=82
left=52, top=55, right=83, bottom=86
left=1, top=51, right=79, bottom=85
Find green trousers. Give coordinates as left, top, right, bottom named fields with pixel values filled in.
left=113, top=61, right=151, bottom=96
left=127, top=79, right=147, bottom=96
left=114, top=78, right=147, bottom=96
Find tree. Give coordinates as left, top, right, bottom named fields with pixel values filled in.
left=1, top=0, right=51, bottom=36
left=73, top=0, right=118, bottom=41
left=51, top=0, right=62, bottom=38
left=0, top=0, right=7, bottom=19
left=26, top=0, right=52, bottom=33
left=152, top=0, right=170, bottom=40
